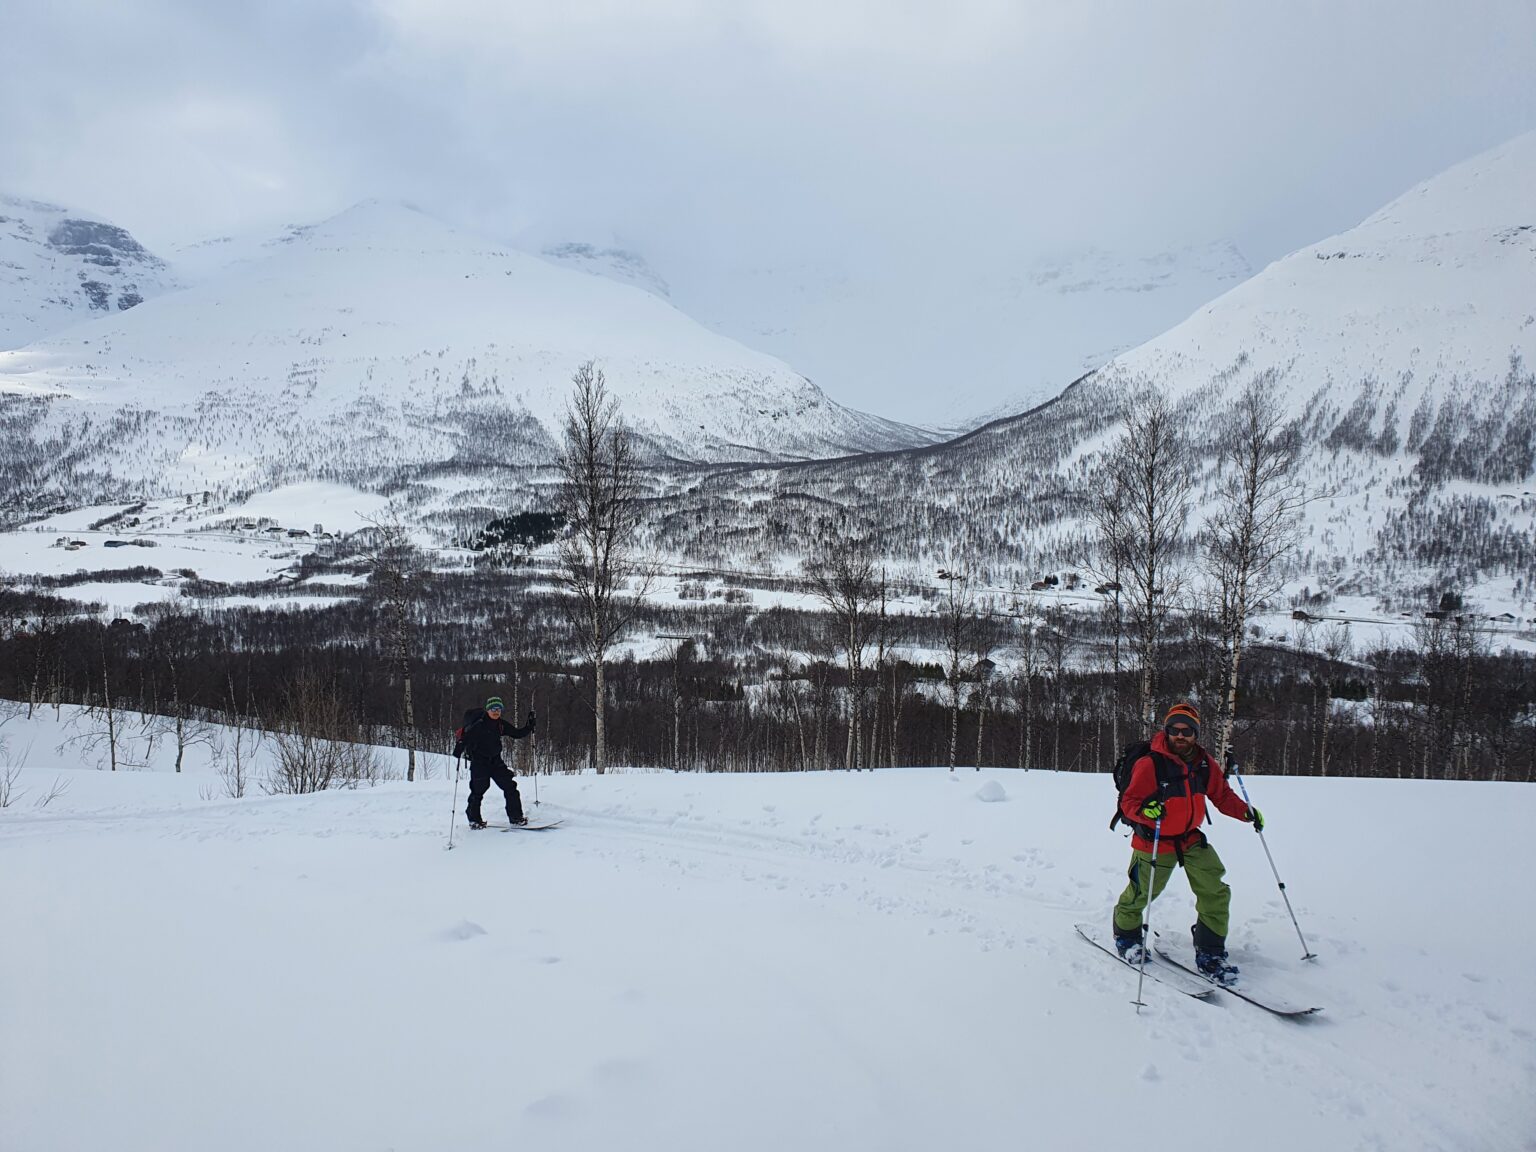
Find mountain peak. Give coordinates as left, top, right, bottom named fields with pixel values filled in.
left=0, top=192, right=178, bottom=349
left=1354, top=130, right=1536, bottom=240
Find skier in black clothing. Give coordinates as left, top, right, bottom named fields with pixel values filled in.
left=453, top=696, right=536, bottom=828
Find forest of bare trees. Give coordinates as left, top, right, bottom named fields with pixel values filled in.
left=2, top=562, right=1531, bottom=784
left=2, top=371, right=1532, bottom=787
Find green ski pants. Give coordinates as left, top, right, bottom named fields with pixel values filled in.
left=1112, top=840, right=1232, bottom=940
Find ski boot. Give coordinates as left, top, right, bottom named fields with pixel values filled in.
left=467, top=818, right=488, bottom=830
left=1192, top=923, right=1239, bottom=986
left=1113, top=925, right=1147, bottom=965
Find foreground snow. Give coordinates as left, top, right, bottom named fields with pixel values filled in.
left=2, top=707, right=1532, bottom=1152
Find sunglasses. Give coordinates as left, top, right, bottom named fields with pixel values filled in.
left=1166, top=725, right=1196, bottom=738
left=487, top=705, right=503, bottom=713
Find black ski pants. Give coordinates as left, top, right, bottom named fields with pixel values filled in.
left=466, top=757, right=523, bottom=823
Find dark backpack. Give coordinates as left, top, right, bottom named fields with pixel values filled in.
left=454, top=707, right=487, bottom=749
left=1108, top=740, right=1180, bottom=831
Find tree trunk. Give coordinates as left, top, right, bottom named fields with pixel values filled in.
left=402, top=669, right=416, bottom=782
left=595, top=656, right=607, bottom=774
left=948, top=678, right=960, bottom=772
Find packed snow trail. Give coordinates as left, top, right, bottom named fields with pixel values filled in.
left=2, top=709, right=1533, bottom=1152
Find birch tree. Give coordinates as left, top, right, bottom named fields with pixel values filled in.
left=1204, top=375, right=1307, bottom=760
left=938, top=566, right=977, bottom=772
left=1099, top=386, right=1192, bottom=727
left=359, top=515, right=424, bottom=782
left=557, top=360, right=650, bottom=775
left=807, top=531, right=880, bottom=770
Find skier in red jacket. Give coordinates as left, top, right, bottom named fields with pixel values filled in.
left=1111, top=702, right=1263, bottom=984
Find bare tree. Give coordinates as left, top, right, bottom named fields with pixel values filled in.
left=143, top=602, right=215, bottom=773
left=1042, top=611, right=1073, bottom=771
left=1410, top=605, right=1489, bottom=780
left=1204, top=375, right=1307, bottom=760
left=213, top=671, right=260, bottom=799
left=1009, top=590, right=1042, bottom=770
left=886, top=651, right=911, bottom=770
left=867, top=572, right=892, bottom=770
left=0, top=724, right=21, bottom=808
left=938, top=566, right=978, bottom=772
left=75, top=621, right=151, bottom=772
left=1099, top=386, right=1192, bottom=726
left=556, top=360, right=651, bottom=774
left=807, top=531, right=880, bottom=770
left=266, top=670, right=384, bottom=794
left=1314, top=623, right=1351, bottom=777
left=358, top=515, right=425, bottom=782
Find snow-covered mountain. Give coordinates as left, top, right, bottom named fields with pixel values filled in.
left=540, top=242, right=672, bottom=299
left=651, top=134, right=1536, bottom=599
left=0, top=201, right=935, bottom=507
left=648, top=240, right=1253, bottom=431
left=0, top=194, right=180, bottom=350
left=1108, top=135, right=1536, bottom=423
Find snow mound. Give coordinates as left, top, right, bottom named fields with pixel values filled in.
left=975, top=779, right=1008, bottom=803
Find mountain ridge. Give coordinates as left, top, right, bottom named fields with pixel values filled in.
left=0, top=193, right=180, bottom=350
left=0, top=200, right=937, bottom=506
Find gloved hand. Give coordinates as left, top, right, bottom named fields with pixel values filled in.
left=1247, top=805, right=1265, bottom=832
left=1139, top=798, right=1164, bottom=821
left=527, top=709, right=537, bottom=731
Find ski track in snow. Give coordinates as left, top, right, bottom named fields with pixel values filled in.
left=3, top=710, right=1534, bottom=1152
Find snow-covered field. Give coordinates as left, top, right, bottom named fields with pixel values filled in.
left=2, top=705, right=1532, bottom=1152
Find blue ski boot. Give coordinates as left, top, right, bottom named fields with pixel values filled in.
left=1192, top=923, right=1239, bottom=986
left=1114, top=925, right=1147, bottom=965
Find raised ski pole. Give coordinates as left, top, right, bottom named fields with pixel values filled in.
left=1133, top=814, right=1163, bottom=1014
left=1226, top=751, right=1316, bottom=961
left=530, top=692, right=540, bottom=808
left=447, top=754, right=463, bottom=850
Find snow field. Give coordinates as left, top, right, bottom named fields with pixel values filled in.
left=1, top=706, right=1533, bottom=1152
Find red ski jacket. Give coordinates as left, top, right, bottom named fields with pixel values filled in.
left=1119, top=730, right=1252, bottom=855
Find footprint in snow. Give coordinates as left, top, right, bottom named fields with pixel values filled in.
left=440, top=919, right=487, bottom=942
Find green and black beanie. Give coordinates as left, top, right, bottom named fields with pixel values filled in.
left=485, top=696, right=504, bottom=711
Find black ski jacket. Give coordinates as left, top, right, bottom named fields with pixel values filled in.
left=454, top=708, right=534, bottom=762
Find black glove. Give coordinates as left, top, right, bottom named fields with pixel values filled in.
left=527, top=710, right=537, bottom=732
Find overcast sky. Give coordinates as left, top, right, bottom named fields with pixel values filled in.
left=5, top=1, right=1531, bottom=260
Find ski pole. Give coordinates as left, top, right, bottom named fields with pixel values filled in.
left=447, top=754, right=462, bottom=850
left=531, top=691, right=540, bottom=808
left=1134, top=814, right=1163, bottom=1014
left=1226, top=752, right=1315, bottom=961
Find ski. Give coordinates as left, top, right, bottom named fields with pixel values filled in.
left=1152, top=946, right=1322, bottom=1018
left=1075, top=924, right=1216, bottom=1001
left=506, top=819, right=562, bottom=832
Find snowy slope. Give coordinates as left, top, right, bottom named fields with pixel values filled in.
left=652, top=133, right=1536, bottom=600
left=2, top=705, right=1532, bottom=1152
left=0, top=201, right=934, bottom=502
left=1105, top=133, right=1536, bottom=420
left=1088, top=132, right=1536, bottom=591
left=653, top=240, right=1253, bottom=429
left=0, top=194, right=179, bottom=350
left=540, top=241, right=673, bottom=299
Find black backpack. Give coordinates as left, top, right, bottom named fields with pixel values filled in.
left=1108, top=740, right=1181, bottom=831
left=454, top=707, right=488, bottom=749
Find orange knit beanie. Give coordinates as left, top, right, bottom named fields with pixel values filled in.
left=1164, top=702, right=1201, bottom=731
